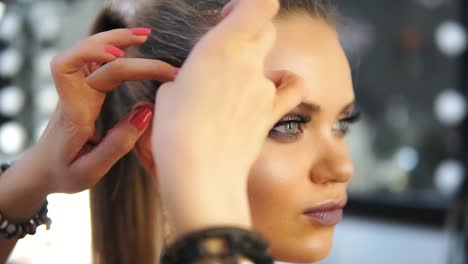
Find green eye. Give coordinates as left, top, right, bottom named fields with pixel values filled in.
left=332, top=120, right=351, bottom=135
left=268, top=114, right=311, bottom=142
left=274, top=122, right=301, bottom=134
left=333, top=109, right=362, bottom=136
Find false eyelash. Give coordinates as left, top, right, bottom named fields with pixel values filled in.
left=273, top=114, right=312, bottom=128
left=341, top=108, right=362, bottom=124
left=268, top=114, right=311, bottom=141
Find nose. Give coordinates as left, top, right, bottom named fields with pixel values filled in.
left=308, top=133, right=354, bottom=185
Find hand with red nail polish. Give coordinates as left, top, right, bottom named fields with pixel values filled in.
left=4, top=27, right=176, bottom=199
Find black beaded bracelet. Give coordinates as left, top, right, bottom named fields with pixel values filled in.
left=161, top=227, right=274, bottom=264
left=0, top=161, right=52, bottom=240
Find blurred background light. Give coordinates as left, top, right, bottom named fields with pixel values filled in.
left=35, top=84, right=58, bottom=115
left=418, top=0, right=444, bottom=9
left=434, top=89, right=467, bottom=126
left=0, top=85, right=26, bottom=116
left=395, top=146, right=420, bottom=172
left=434, top=159, right=465, bottom=197
left=435, top=20, right=467, bottom=57
left=0, top=121, right=27, bottom=155
left=0, top=12, right=23, bottom=43
left=28, top=2, right=62, bottom=43
left=0, top=48, right=23, bottom=78
left=35, top=49, right=57, bottom=80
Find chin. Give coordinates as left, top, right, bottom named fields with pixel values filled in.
left=269, top=228, right=335, bottom=263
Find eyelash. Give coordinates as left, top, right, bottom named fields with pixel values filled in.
left=332, top=110, right=361, bottom=137
left=268, top=110, right=362, bottom=142
left=268, top=114, right=311, bottom=142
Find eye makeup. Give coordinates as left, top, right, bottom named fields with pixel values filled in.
left=333, top=107, right=362, bottom=136
left=268, top=113, right=312, bottom=142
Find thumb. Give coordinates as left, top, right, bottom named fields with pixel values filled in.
left=70, top=106, right=154, bottom=184
left=270, top=70, right=308, bottom=124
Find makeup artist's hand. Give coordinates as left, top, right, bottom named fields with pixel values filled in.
left=153, top=0, right=307, bottom=237
left=0, top=28, right=176, bottom=222
left=39, top=28, right=179, bottom=194
left=38, top=28, right=178, bottom=194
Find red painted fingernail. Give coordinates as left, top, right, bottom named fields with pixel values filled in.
left=104, top=45, right=125, bottom=57
left=131, top=108, right=153, bottom=131
left=131, top=27, right=152, bottom=36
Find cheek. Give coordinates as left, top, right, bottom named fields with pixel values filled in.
left=248, top=142, right=308, bottom=201
left=247, top=142, right=311, bottom=236
left=246, top=142, right=337, bottom=262
left=247, top=136, right=321, bottom=197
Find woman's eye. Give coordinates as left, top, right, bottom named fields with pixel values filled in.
left=333, top=110, right=361, bottom=136
left=332, top=120, right=351, bottom=136
left=272, top=122, right=302, bottom=135
left=268, top=114, right=310, bottom=142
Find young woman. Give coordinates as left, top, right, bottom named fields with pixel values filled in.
left=0, top=0, right=359, bottom=263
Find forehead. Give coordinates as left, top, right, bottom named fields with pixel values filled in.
left=265, top=13, right=354, bottom=110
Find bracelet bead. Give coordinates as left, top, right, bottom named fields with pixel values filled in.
left=0, top=219, right=8, bottom=229
left=161, top=227, right=273, bottom=264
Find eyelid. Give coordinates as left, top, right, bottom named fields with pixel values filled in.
left=340, top=107, right=361, bottom=123
left=273, top=113, right=311, bottom=127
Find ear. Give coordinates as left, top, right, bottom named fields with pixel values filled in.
left=134, top=104, right=157, bottom=178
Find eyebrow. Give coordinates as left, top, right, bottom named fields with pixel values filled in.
left=298, top=100, right=356, bottom=116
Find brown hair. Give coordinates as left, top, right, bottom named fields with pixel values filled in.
left=89, top=1, right=335, bottom=263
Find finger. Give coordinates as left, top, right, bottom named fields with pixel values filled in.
left=251, top=22, right=277, bottom=60
left=70, top=105, right=154, bottom=185
left=270, top=71, right=308, bottom=123
left=86, top=58, right=177, bottom=93
left=51, top=28, right=151, bottom=75
left=213, top=0, right=279, bottom=42
left=82, top=62, right=101, bottom=77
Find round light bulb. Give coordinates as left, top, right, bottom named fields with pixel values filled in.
left=434, top=160, right=465, bottom=197
left=435, top=21, right=467, bottom=57
left=0, top=48, right=23, bottom=78
left=395, top=146, right=419, bottom=172
left=0, top=85, right=25, bottom=116
left=434, top=89, right=467, bottom=126
left=0, top=122, right=27, bottom=155
left=35, top=85, right=59, bottom=115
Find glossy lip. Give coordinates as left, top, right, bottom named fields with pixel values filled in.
left=302, top=199, right=347, bottom=226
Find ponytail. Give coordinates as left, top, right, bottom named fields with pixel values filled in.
left=89, top=4, right=162, bottom=264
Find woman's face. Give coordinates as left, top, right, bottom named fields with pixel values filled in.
left=248, top=13, right=355, bottom=263
left=136, top=10, right=355, bottom=264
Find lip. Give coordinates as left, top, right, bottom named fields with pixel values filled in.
left=302, top=199, right=347, bottom=226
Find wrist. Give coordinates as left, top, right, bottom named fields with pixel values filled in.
left=0, top=147, right=50, bottom=221
left=165, top=182, right=252, bottom=240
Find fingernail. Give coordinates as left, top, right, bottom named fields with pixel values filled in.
left=131, top=27, right=152, bottom=36
left=174, top=67, right=180, bottom=75
left=131, top=108, right=153, bottom=131
left=104, top=45, right=125, bottom=57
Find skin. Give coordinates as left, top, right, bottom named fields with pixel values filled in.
left=137, top=13, right=355, bottom=264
